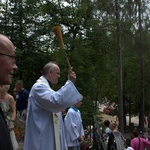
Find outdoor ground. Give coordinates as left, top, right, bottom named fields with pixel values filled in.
left=99, top=104, right=149, bottom=141
left=16, top=104, right=148, bottom=149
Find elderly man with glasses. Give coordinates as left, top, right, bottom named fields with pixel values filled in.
left=0, top=34, right=18, bottom=150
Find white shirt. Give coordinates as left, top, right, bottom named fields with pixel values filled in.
left=64, top=106, right=84, bottom=147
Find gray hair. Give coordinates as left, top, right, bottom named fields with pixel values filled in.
left=42, top=61, right=58, bottom=75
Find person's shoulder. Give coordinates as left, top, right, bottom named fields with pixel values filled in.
left=7, top=94, right=14, bottom=99
left=106, top=127, right=111, bottom=133
left=24, top=89, right=29, bottom=94
left=23, top=88, right=28, bottom=92
left=33, top=82, right=50, bottom=90
left=7, top=94, right=15, bottom=102
left=67, top=107, right=74, bottom=113
left=131, top=137, right=138, bottom=143
left=66, top=108, right=76, bottom=115
left=112, top=131, right=123, bottom=138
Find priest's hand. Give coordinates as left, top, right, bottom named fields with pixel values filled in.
left=78, top=135, right=84, bottom=142
left=68, top=67, right=76, bottom=83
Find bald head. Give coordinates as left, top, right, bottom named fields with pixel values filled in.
left=42, top=61, right=60, bottom=84
left=0, top=34, right=15, bottom=53
left=0, top=34, right=17, bottom=85
left=42, top=62, right=58, bottom=76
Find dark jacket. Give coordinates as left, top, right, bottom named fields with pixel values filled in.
left=0, top=107, right=13, bottom=150
left=107, top=131, right=125, bottom=150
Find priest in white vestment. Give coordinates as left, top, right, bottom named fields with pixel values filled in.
left=24, top=62, right=82, bottom=150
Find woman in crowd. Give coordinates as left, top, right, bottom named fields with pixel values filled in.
left=130, top=129, right=150, bottom=150
left=0, top=85, right=18, bottom=150
left=107, top=123, right=126, bottom=150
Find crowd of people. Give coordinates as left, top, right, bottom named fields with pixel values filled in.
left=0, top=79, right=29, bottom=149
left=0, top=33, right=150, bottom=150
left=0, top=34, right=85, bottom=150
left=0, top=85, right=18, bottom=150
left=102, top=119, right=150, bottom=150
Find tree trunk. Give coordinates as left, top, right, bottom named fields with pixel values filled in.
left=115, top=0, right=124, bottom=134
left=138, top=0, right=145, bottom=132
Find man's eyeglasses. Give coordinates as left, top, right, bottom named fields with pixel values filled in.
left=0, top=52, right=16, bottom=64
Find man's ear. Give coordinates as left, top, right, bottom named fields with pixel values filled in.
left=49, top=70, right=52, bottom=76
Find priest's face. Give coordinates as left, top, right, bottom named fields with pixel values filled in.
left=49, top=64, right=60, bottom=84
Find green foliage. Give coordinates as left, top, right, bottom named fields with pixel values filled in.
left=0, top=0, right=150, bottom=124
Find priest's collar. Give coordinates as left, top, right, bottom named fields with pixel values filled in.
left=47, top=79, right=51, bottom=87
